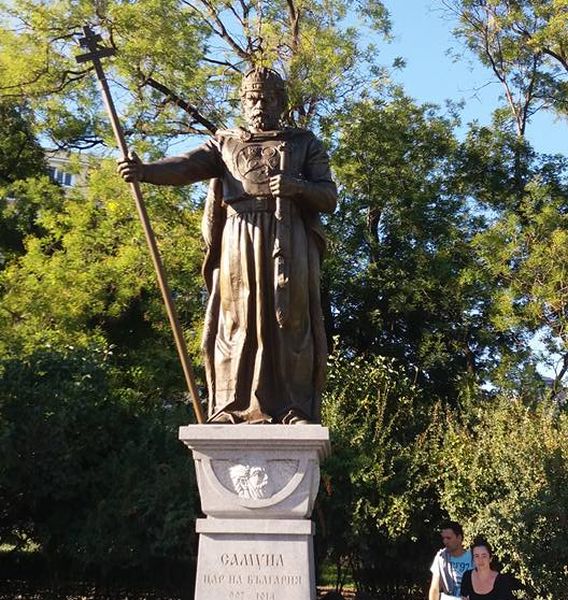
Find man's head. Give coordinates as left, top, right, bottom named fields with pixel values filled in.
left=440, top=520, right=464, bottom=555
left=240, top=67, right=287, bottom=132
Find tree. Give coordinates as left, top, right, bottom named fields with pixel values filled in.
left=320, top=347, right=440, bottom=598
left=439, top=1, right=568, bottom=394
left=0, top=0, right=391, bottom=148
left=0, top=99, right=55, bottom=260
left=456, top=120, right=568, bottom=396
left=0, top=101, right=46, bottom=184
left=0, top=345, right=199, bottom=577
left=0, top=158, right=205, bottom=399
left=324, top=93, right=493, bottom=401
left=443, top=0, right=568, bottom=135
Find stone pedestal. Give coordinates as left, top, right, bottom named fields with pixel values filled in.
left=178, top=425, right=330, bottom=600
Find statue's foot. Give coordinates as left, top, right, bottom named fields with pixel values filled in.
left=207, top=410, right=273, bottom=424
left=207, top=411, right=239, bottom=424
left=278, top=409, right=313, bottom=425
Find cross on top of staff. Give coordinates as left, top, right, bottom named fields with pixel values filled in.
left=76, top=25, right=115, bottom=65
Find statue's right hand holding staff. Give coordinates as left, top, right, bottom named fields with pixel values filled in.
left=117, top=151, right=144, bottom=182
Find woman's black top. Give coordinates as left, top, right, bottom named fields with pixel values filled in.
left=461, top=569, right=514, bottom=600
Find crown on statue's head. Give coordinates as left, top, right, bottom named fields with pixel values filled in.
left=240, top=67, right=287, bottom=97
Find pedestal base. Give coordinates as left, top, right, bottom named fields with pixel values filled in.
left=195, top=519, right=315, bottom=600
left=179, top=425, right=330, bottom=600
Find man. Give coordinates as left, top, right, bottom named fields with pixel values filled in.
left=118, top=67, right=337, bottom=424
left=428, top=521, right=473, bottom=600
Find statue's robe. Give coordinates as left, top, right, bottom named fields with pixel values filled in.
left=141, top=127, right=337, bottom=423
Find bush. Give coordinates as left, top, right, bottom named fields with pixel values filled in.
left=434, top=396, right=568, bottom=599
left=0, top=345, right=199, bottom=580
left=320, top=347, right=440, bottom=598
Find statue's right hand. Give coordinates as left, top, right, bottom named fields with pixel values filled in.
left=117, top=151, right=143, bottom=182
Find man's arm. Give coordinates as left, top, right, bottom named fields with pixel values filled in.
left=268, top=134, right=337, bottom=213
left=268, top=174, right=336, bottom=212
left=429, top=571, right=441, bottom=600
left=118, top=139, right=223, bottom=186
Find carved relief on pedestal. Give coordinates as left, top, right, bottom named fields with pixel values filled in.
left=179, top=425, right=331, bottom=519
left=198, top=452, right=310, bottom=510
left=218, top=458, right=299, bottom=499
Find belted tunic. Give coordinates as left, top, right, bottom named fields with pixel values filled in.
left=141, top=127, right=337, bottom=423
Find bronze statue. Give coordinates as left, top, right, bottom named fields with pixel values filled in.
left=118, top=67, right=337, bottom=424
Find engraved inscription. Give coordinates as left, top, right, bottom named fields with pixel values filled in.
left=200, top=553, right=303, bottom=599
left=221, top=553, right=284, bottom=568
left=248, top=574, right=302, bottom=585
left=202, top=572, right=302, bottom=585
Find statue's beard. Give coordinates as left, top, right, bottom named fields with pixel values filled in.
left=248, top=111, right=279, bottom=131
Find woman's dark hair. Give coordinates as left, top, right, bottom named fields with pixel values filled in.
left=471, top=536, right=502, bottom=571
left=471, top=536, right=493, bottom=556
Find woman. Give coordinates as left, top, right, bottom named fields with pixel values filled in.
left=461, top=538, right=514, bottom=600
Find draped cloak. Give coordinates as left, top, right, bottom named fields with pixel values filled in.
left=145, top=127, right=337, bottom=423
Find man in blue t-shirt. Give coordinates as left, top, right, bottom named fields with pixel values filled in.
left=428, top=521, right=473, bottom=600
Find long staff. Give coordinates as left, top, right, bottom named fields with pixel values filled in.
left=76, top=25, right=205, bottom=424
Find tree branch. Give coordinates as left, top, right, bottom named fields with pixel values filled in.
left=519, top=54, right=540, bottom=137
left=190, top=0, right=250, bottom=60
left=202, top=56, right=242, bottom=73
left=541, top=46, right=568, bottom=73
left=286, top=0, right=300, bottom=51
left=143, top=76, right=218, bottom=135
left=551, top=351, right=568, bottom=400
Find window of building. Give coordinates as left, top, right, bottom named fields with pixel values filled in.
left=48, top=167, right=74, bottom=187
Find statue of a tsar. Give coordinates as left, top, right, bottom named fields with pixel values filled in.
left=119, top=67, right=337, bottom=424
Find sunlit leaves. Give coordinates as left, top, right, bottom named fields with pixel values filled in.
left=445, top=0, right=568, bottom=132
left=435, top=397, right=568, bottom=598
left=0, top=0, right=392, bottom=145
left=0, top=159, right=204, bottom=366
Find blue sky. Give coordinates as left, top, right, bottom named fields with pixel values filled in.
left=379, top=0, right=566, bottom=156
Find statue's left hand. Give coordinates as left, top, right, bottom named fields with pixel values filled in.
left=269, top=174, right=304, bottom=198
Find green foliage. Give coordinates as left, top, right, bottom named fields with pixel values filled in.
left=458, top=124, right=568, bottom=395
left=0, top=345, right=198, bottom=572
left=0, top=0, right=391, bottom=144
left=325, top=93, right=487, bottom=401
left=0, top=104, right=203, bottom=582
left=446, top=0, right=568, bottom=133
left=0, top=176, right=64, bottom=262
left=328, top=103, right=568, bottom=397
left=0, top=159, right=204, bottom=392
left=320, top=347, right=440, bottom=594
left=0, top=100, right=46, bottom=184
left=0, top=99, right=55, bottom=261
left=434, top=396, right=568, bottom=599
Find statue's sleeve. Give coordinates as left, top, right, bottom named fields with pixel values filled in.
left=300, top=135, right=337, bottom=214
left=141, top=138, right=223, bottom=186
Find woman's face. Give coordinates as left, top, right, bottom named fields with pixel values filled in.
left=473, top=545, right=492, bottom=569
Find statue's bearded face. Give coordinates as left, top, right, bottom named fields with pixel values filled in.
left=241, top=90, right=283, bottom=132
